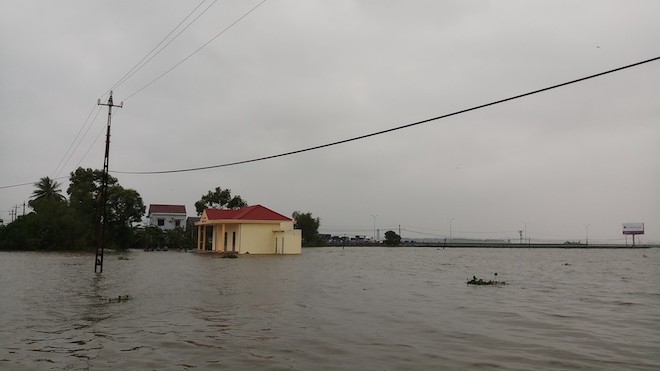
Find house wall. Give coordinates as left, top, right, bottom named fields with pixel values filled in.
left=239, top=223, right=279, bottom=254
left=274, top=229, right=302, bottom=254
left=149, top=213, right=187, bottom=231
left=238, top=222, right=301, bottom=254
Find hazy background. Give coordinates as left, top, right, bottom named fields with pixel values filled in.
left=1, top=1, right=658, bottom=243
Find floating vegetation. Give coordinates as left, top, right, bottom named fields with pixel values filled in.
left=221, top=252, right=238, bottom=259
left=467, top=275, right=507, bottom=286
left=101, top=295, right=133, bottom=303
left=117, top=256, right=130, bottom=260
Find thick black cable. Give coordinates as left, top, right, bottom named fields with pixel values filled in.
left=113, top=55, right=660, bottom=175
left=2, top=55, right=657, bottom=190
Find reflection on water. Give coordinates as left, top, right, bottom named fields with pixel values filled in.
left=0, top=248, right=658, bottom=370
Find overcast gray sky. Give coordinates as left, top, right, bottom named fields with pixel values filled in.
left=1, top=1, right=659, bottom=244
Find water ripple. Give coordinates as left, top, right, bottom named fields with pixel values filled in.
left=0, top=248, right=658, bottom=370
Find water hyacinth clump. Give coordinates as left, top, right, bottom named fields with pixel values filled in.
left=467, top=275, right=507, bottom=286
left=101, top=295, right=133, bottom=303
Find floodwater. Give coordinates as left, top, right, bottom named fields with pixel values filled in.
left=0, top=247, right=658, bottom=370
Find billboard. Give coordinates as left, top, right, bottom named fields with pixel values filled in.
left=622, top=223, right=644, bottom=235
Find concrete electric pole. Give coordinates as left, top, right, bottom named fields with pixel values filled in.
left=95, top=91, right=123, bottom=273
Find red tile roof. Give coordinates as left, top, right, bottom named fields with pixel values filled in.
left=148, top=204, right=187, bottom=215
left=205, top=205, right=291, bottom=221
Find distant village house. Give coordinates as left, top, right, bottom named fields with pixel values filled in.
left=148, top=204, right=187, bottom=231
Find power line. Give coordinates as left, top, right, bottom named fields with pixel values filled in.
left=49, top=1, right=217, bottom=182
left=74, top=118, right=112, bottom=169
left=102, top=0, right=218, bottom=98
left=54, top=106, right=104, bottom=178
left=113, top=55, right=660, bottom=175
left=0, top=1, right=267, bottom=192
left=53, top=2, right=214, bottom=180
left=2, top=55, right=658, bottom=190
left=0, top=177, right=68, bottom=191
left=124, top=0, right=268, bottom=101
left=51, top=104, right=100, bottom=178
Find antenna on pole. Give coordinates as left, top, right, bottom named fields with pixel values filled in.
left=95, top=91, right=123, bottom=273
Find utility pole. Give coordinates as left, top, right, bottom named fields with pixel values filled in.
left=370, top=214, right=377, bottom=242
left=447, top=218, right=454, bottom=244
left=95, top=91, right=123, bottom=273
left=585, top=224, right=590, bottom=247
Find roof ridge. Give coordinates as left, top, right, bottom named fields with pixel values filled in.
left=203, top=205, right=290, bottom=221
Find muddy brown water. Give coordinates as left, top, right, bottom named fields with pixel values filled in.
left=1, top=247, right=658, bottom=370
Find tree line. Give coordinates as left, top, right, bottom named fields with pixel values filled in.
left=0, top=167, right=323, bottom=250
left=0, top=168, right=144, bottom=250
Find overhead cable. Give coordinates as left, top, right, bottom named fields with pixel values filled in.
left=113, top=55, right=660, bottom=175
left=51, top=104, right=100, bottom=178
left=101, top=0, right=218, bottom=99
left=52, top=2, right=215, bottom=181
left=74, top=116, right=116, bottom=169
left=124, top=0, right=268, bottom=101
left=54, top=106, right=104, bottom=178
left=0, top=177, right=69, bottom=191
left=2, top=55, right=658, bottom=190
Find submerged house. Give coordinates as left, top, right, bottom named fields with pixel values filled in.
left=148, top=204, right=187, bottom=231
left=195, top=205, right=301, bottom=254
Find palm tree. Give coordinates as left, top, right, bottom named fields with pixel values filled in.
left=31, top=177, right=66, bottom=202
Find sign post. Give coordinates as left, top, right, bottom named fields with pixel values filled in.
left=622, top=223, right=644, bottom=247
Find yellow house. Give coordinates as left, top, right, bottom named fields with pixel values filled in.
left=195, top=205, right=301, bottom=254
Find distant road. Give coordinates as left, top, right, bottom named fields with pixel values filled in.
left=399, top=242, right=657, bottom=249
left=323, top=242, right=657, bottom=249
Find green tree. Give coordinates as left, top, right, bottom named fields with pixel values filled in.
left=1, top=195, right=84, bottom=251
left=67, top=167, right=144, bottom=249
left=105, top=186, right=145, bottom=249
left=165, top=226, right=187, bottom=250
left=30, top=177, right=66, bottom=203
left=384, top=230, right=401, bottom=246
left=134, top=226, right=165, bottom=250
left=67, top=168, right=116, bottom=230
left=292, top=211, right=322, bottom=247
left=0, top=214, right=36, bottom=250
left=30, top=198, right=85, bottom=250
left=195, top=187, right=247, bottom=215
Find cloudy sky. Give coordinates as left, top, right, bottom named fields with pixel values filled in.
left=1, top=1, right=659, bottom=244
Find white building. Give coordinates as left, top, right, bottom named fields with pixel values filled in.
left=148, top=204, right=187, bottom=230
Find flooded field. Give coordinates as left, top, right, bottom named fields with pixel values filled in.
left=1, top=247, right=658, bottom=370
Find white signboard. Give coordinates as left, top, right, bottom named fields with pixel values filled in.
left=622, top=223, right=644, bottom=235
